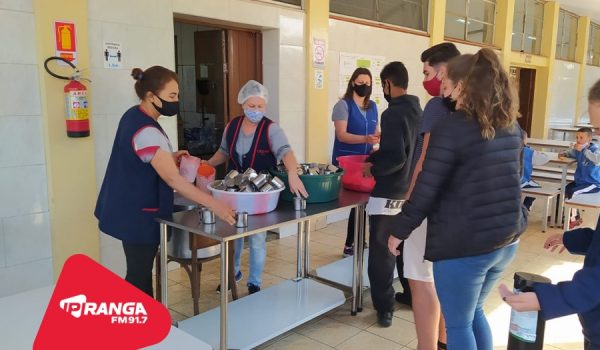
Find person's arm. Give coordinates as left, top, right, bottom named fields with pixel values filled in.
left=151, top=150, right=235, bottom=225
left=407, top=133, right=430, bottom=197
left=389, top=119, right=458, bottom=240
left=334, top=120, right=370, bottom=144
left=583, top=147, right=600, bottom=165
left=207, top=151, right=227, bottom=167
left=331, top=100, right=376, bottom=145
left=268, top=123, right=308, bottom=198
left=533, top=261, right=600, bottom=320
left=281, top=151, right=308, bottom=198
left=561, top=148, right=577, bottom=158
left=367, top=115, right=408, bottom=177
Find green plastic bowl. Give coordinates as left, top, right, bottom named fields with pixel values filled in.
left=269, top=169, right=344, bottom=203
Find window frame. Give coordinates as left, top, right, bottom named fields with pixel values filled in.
left=511, top=0, right=544, bottom=55
left=328, top=0, right=430, bottom=33
left=555, top=9, right=579, bottom=62
left=589, top=22, right=600, bottom=66
left=445, top=0, right=497, bottom=45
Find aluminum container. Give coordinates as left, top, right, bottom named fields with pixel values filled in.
left=200, top=207, right=216, bottom=224
left=259, top=183, right=274, bottom=192
left=250, top=173, right=268, bottom=190
left=294, top=196, right=307, bottom=211
left=270, top=176, right=285, bottom=190
left=224, top=170, right=239, bottom=180
left=235, top=211, right=248, bottom=227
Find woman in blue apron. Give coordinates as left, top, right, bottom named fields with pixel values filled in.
left=331, top=67, right=379, bottom=257
left=95, top=66, right=235, bottom=297
left=207, top=80, right=308, bottom=294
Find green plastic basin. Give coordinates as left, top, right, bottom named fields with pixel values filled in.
left=269, top=169, right=344, bottom=203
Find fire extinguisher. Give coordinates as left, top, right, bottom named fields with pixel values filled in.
left=44, top=56, right=91, bottom=138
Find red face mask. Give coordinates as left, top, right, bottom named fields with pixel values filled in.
left=423, top=76, right=442, bottom=97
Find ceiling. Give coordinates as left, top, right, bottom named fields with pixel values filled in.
left=555, top=0, right=600, bottom=23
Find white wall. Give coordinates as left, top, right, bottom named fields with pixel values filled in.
left=88, top=0, right=177, bottom=276
left=579, top=65, right=600, bottom=123
left=0, top=0, right=53, bottom=297
left=548, top=60, right=580, bottom=131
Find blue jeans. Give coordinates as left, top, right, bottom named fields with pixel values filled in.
left=434, top=243, right=518, bottom=350
left=233, top=232, right=266, bottom=287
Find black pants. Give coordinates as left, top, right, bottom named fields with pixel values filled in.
left=368, top=214, right=399, bottom=312
left=345, top=208, right=356, bottom=247
left=122, top=242, right=159, bottom=297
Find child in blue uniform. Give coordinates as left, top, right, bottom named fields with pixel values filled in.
left=521, top=130, right=550, bottom=210
left=560, top=127, right=600, bottom=228
left=500, top=79, right=600, bottom=350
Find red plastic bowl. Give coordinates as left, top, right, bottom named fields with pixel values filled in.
left=336, top=155, right=375, bottom=193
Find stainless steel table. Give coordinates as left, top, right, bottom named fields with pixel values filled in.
left=157, top=189, right=369, bottom=350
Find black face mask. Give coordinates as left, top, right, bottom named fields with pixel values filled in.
left=152, top=96, right=179, bottom=117
left=353, top=84, right=371, bottom=97
left=441, top=87, right=457, bottom=112
left=382, top=80, right=391, bottom=102
left=442, top=95, right=457, bottom=112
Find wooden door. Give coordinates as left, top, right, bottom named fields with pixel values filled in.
left=226, top=29, right=263, bottom=120
left=517, top=68, right=536, bottom=136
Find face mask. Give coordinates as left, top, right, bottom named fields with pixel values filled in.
left=353, top=84, right=371, bottom=97
left=423, top=76, right=442, bottom=97
left=244, top=108, right=264, bottom=123
left=382, top=81, right=391, bottom=102
left=152, top=96, right=179, bottom=117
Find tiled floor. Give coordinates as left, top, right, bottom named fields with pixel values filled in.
left=159, top=206, right=589, bottom=350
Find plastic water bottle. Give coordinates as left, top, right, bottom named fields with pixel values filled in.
left=507, top=272, right=552, bottom=350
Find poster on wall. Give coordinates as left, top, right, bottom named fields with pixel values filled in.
left=312, top=38, right=326, bottom=68
left=339, top=52, right=386, bottom=112
left=103, top=41, right=122, bottom=69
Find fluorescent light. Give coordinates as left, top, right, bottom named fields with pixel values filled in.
left=527, top=36, right=537, bottom=40
left=456, top=18, right=466, bottom=23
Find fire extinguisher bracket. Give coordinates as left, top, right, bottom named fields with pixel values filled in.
left=44, top=56, right=91, bottom=138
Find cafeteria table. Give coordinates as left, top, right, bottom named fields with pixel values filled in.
left=157, top=189, right=370, bottom=350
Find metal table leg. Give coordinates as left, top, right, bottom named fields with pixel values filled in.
left=303, top=219, right=311, bottom=278
left=160, top=223, right=168, bottom=307
left=558, top=164, right=568, bottom=228
left=356, top=204, right=366, bottom=312
left=295, top=221, right=305, bottom=280
left=351, top=206, right=360, bottom=316
left=220, top=241, right=229, bottom=350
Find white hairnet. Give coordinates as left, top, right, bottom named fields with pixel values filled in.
left=237, top=80, right=269, bottom=104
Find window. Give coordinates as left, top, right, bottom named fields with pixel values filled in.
left=330, top=0, right=429, bottom=32
left=445, top=0, right=497, bottom=45
left=272, top=0, right=301, bottom=5
left=589, top=23, right=600, bottom=66
left=511, top=0, right=544, bottom=55
left=555, top=9, right=578, bottom=61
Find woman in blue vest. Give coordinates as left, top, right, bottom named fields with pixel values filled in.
left=207, top=80, right=308, bottom=294
left=95, top=66, right=235, bottom=297
left=331, top=67, right=380, bottom=257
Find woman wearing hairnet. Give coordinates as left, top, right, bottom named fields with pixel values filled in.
left=207, top=80, right=308, bottom=294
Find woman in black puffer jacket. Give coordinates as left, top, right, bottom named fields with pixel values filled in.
left=387, top=48, right=527, bottom=350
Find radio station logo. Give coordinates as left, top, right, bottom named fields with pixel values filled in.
left=59, top=294, right=148, bottom=324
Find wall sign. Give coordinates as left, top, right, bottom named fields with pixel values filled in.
left=54, top=21, right=77, bottom=64
left=103, top=41, right=122, bottom=69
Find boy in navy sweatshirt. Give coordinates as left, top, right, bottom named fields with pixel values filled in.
left=500, top=79, right=600, bottom=350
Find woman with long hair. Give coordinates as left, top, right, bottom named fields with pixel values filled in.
left=387, top=48, right=527, bottom=349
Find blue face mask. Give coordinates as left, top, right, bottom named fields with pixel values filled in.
left=244, top=108, right=264, bottom=123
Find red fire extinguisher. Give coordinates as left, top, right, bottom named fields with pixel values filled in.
left=64, top=79, right=90, bottom=137
left=44, top=56, right=91, bottom=138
